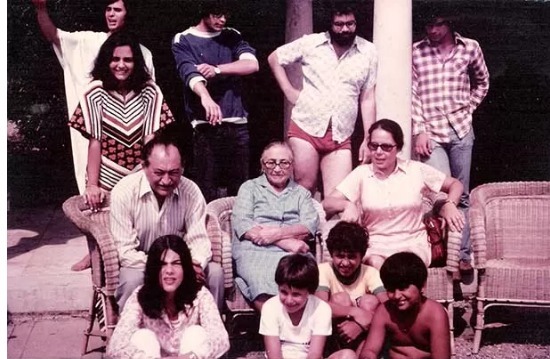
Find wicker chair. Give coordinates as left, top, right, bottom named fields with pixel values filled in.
left=62, top=194, right=119, bottom=355
left=470, top=181, right=550, bottom=353
left=205, top=196, right=326, bottom=332
left=317, top=193, right=461, bottom=355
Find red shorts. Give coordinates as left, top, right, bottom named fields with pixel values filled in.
left=287, top=120, right=352, bottom=155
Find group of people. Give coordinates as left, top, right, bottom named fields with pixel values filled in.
left=33, top=0, right=489, bottom=357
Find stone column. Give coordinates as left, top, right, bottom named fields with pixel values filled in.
left=283, top=0, right=313, bottom=137
left=373, top=0, right=412, bottom=159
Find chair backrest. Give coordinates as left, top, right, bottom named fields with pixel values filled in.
left=206, top=196, right=328, bottom=289
left=62, top=193, right=120, bottom=294
left=470, top=181, right=550, bottom=266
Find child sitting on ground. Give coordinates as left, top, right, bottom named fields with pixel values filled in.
left=316, top=221, right=388, bottom=357
left=359, top=252, right=451, bottom=359
left=260, top=253, right=353, bottom=359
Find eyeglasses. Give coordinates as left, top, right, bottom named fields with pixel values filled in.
left=263, top=160, right=292, bottom=169
left=333, top=20, right=357, bottom=29
left=367, top=142, right=396, bottom=152
left=211, top=13, right=230, bottom=20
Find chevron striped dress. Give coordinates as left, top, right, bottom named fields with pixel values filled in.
left=68, top=80, right=174, bottom=190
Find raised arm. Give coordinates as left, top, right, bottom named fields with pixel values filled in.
left=32, top=0, right=60, bottom=47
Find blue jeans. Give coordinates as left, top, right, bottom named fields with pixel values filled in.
left=420, top=129, right=474, bottom=263
left=192, top=123, right=249, bottom=203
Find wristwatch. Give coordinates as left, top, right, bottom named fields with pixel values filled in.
left=214, top=66, right=221, bottom=75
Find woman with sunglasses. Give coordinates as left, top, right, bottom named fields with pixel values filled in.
left=231, top=141, right=320, bottom=312
left=107, top=235, right=229, bottom=359
left=323, top=119, right=464, bottom=269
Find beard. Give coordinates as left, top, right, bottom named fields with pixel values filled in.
left=329, top=29, right=357, bottom=47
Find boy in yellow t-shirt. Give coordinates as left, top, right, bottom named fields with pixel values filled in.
left=316, top=221, right=388, bottom=356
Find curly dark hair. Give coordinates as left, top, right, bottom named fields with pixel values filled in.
left=91, top=30, right=150, bottom=92
left=137, top=235, right=199, bottom=319
left=326, top=221, right=369, bottom=258
left=275, top=254, right=319, bottom=294
left=380, top=252, right=427, bottom=292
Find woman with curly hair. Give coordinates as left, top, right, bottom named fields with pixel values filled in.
left=107, top=235, right=229, bottom=359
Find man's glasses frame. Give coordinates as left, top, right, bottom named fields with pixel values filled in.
left=332, top=20, right=357, bottom=29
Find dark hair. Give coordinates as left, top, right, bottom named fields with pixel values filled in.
left=326, top=221, right=369, bottom=258
left=91, top=30, right=150, bottom=92
left=137, top=235, right=199, bottom=319
left=422, top=5, right=457, bottom=32
left=141, top=131, right=184, bottom=167
left=102, top=0, right=133, bottom=28
left=330, top=4, right=356, bottom=23
left=380, top=252, right=427, bottom=292
left=275, top=254, right=319, bottom=294
left=368, top=119, right=404, bottom=151
left=198, top=0, right=231, bottom=19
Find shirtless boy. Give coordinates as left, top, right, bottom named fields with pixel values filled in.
left=359, top=252, right=451, bottom=359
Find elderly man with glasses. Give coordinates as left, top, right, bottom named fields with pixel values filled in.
left=268, top=4, right=377, bottom=199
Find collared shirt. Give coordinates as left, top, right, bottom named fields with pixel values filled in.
left=276, top=32, right=377, bottom=142
left=412, top=32, right=490, bottom=142
left=336, top=159, right=446, bottom=266
left=110, top=171, right=212, bottom=269
left=231, top=174, right=319, bottom=241
left=107, top=286, right=229, bottom=359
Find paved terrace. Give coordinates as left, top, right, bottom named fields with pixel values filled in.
left=7, top=204, right=550, bottom=358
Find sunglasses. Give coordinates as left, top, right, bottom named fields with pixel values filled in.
left=367, top=142, right=396, bottom=152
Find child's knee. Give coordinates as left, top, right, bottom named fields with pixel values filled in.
left=130, top=329, right=160, bottom=357
left=365, top=254, right=385, bottom=270
left=357, top=293, right=380, bottom=311
left=331, top=292, right=353, bottom=306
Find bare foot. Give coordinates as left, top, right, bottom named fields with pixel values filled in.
left=71, top=254, right=91, bottom=271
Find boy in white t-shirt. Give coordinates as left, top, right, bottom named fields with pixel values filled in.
left=260, top=254, right=356, bottom=359
left=316, top=221, right=388, bottom=356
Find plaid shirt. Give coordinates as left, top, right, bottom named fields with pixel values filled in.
left=412, top=33, right=489, bottom=142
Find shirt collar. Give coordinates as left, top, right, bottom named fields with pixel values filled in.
left=418, top=31, right=466, bottom=48
left=318, top=31, right=366, bottom=53
left=366, top=158, right=408, bottom=178
left=137, top=171, right=180, bottom=199
left=258, top=173, right=297, bottom=194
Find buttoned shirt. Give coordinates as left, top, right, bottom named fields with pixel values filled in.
left=110, top=171, right=212, bottom=269
left=412, top=33, right=489, bottom=142
left=275, top=32, right=377, bottom=142
left=231, top=174, right=319, bottom=241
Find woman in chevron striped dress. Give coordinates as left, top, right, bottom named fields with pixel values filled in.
left=68, top=31, right=174, bottom=270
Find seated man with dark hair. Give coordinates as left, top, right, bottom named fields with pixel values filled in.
left=110, top=133, right=224, bottom=311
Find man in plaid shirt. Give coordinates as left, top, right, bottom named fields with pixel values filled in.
left=412, top=10, right=489, bottom=275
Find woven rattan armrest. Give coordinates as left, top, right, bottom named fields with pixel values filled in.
left=62, top=194, right=120, bottom=295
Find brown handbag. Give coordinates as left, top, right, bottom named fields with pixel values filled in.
left=424, top=214, right=447, bottom=268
